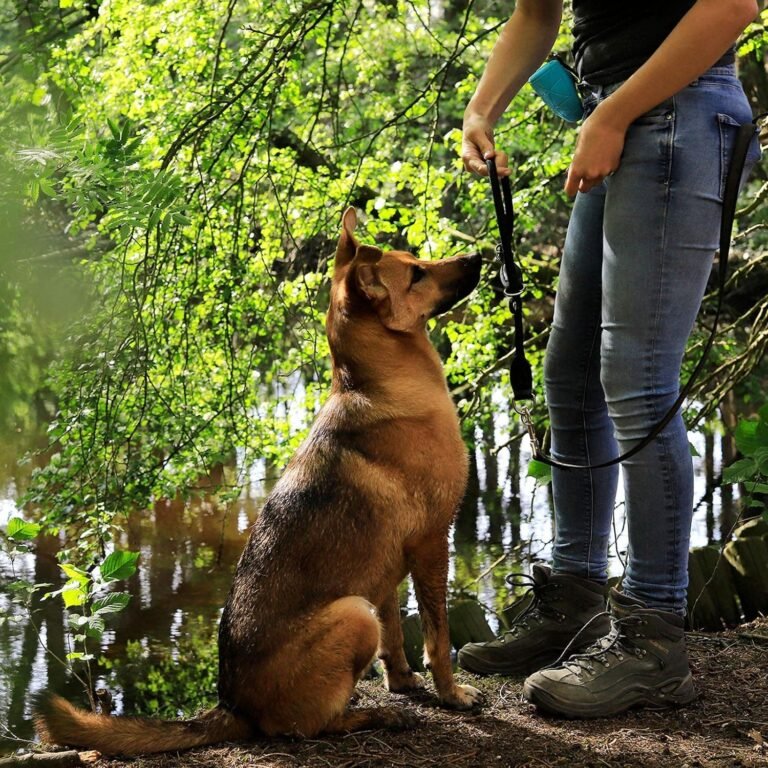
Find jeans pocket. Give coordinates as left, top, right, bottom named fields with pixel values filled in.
left=632, top=97, right=675, bottom=126
left=717, top=113, right=762, bottom=199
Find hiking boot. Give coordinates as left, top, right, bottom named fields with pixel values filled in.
left=457, top=564, right=610, bottom=676
left=522, top=588, right=697, bottom=718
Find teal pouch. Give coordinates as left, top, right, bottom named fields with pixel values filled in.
left=528, top=57, right=583, bottom=123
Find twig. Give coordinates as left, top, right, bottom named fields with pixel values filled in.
left=469, top=551, right=509, bottom=584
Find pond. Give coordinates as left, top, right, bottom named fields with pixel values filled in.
left=0, top=412, right=742, bottom=756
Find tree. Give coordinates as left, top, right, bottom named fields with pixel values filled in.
left=0, top=0, right=765, bottom=569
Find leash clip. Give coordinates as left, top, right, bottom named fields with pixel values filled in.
left=514, top=400, right=541, bottom=456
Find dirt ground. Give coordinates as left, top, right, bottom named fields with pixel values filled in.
left=31, top=618, right=768, bottom=768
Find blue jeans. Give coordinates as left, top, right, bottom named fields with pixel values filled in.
left=546, top=65, right=759, bottom=613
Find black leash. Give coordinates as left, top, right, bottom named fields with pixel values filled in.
left=487, top=118, right=758, bottom=471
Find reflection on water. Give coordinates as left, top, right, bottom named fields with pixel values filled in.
left=0, top=419, right=739, bottom=755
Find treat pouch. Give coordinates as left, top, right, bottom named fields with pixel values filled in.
left=528, top=58, right=583, bottom=123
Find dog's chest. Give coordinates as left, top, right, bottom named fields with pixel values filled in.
left=396, top=412, right=468, bottom=508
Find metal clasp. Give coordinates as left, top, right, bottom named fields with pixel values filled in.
left=513, top=400, right=540, bottom=455
left=495, top=245, right=524, bottom=298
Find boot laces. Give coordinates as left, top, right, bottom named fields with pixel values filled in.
left=500, top=573, right=564, bottom=638
left=561, top=615, right=646, bottom=675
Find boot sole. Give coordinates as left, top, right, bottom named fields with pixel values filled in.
left=523, top=673, right=697, bottom=718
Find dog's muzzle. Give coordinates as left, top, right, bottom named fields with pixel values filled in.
left=430, top=253, right=483, bottom=317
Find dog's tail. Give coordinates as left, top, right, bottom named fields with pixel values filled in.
left=33, top=691, right=253, bottom=756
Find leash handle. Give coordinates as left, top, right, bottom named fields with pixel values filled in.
left=489, top=120, right=758, bottom=470
left=487, top=157, right=532, bottom=400
left=486, top=158, right=523, bottom=295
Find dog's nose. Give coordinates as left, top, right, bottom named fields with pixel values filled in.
left=456, top=252, right=482, bottom=293
left=460, top=252, right=483, bottom=276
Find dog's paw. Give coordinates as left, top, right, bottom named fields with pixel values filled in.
left=385, top=669, right=427, bottom=693
left=440, top=683, right=483, bottom=710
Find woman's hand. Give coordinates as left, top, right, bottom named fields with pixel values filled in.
left=461, top=112, right=510, bottom=177
left=564, top=102, right=629, bottom=195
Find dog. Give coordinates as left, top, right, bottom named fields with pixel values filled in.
left=34, top=207, right=483, bottom=755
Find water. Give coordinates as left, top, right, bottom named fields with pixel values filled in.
left=0, top=418, right=740, bottom=755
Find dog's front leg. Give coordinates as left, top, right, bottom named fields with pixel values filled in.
left=377, top=589, right=426, bottom=693
left=409, top=534, right=482, bottom=710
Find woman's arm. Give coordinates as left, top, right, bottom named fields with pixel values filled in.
left=566, top=0, right=759, bottom=195
left=462, top=0, right=563, bottom=176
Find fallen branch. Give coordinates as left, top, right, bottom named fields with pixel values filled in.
left=0, top=751, right=100, bottom=767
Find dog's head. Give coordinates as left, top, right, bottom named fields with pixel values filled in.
left=330, top=207, right=481, bottom=333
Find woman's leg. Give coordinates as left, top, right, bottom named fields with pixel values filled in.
left=545, top=184, right=619, bottom=583
left=600, top=67, right=757, bottom=613
left=523, top=65, right=758, bottom=718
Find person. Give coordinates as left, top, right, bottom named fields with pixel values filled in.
left=457, top=0, right=760, bottom=718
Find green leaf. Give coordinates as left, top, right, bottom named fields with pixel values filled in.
left=92, top=592, right=131, bottom=615
left=68, top=613, right=88, bottom=630
left=62, top=582, right=87, bottom=608
left=66, top=652, right=95, bottom=662
left=527, top=459, right=552, bottom=485
left=60, top=563, right=90, bottom=586
left=107, top=117, right=121, bottom=142
left=171, top=212, right=192, bottom=226
left=119, top=119, right=132, bottom=143
left=147, top=207, right=163, bottom=229
left=722, top=457, right=757, bottom=485
left=85, top=616, right=105, bottom=638
left=735, top=420, right=759, bottom=456
left=6, top=518, right=41, bottom=541
left=7, top=580, right=38, bottom=600
left=99, top=551, right=140, bottom=582
left=753, top=446, right=768, bottom=476
left=689, top=441, right=701, bottom=458
left=38, top=177, right=56, bottom=197
left=735, top=418, right=768, bottom=457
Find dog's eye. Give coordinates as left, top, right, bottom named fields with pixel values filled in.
left=411, top=266, right=427, bottom=286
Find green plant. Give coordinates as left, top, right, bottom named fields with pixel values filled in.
left=2, top=518, right=47, bottom=622
left=2, top=517, right=139, bottom=709
left=722, top=404, right=768, bottom=522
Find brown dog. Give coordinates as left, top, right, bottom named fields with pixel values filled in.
left=35, top=207, right=483, bottom=755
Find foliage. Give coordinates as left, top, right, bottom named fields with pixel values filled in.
left=2, top=518, right=48, bottom=626
left=722, top=404, right=768, bottom=522
left=0, top=0, right=576, bottom=543
left=2, top=517, right=139, bottom=706
left=526, top=457, right=552, bottom=485
left=1, top=0, right=762, bottom=538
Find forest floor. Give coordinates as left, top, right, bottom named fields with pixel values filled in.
left=27, top=618, right=768, bottom=768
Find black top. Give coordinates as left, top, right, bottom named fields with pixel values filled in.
left=572, top=0, right=697, bottom=85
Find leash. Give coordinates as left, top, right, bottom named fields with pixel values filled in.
left=487, top=118, right=759, bottom=471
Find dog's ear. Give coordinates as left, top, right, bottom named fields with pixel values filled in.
left=353, top=246, right=386, bottom=301
left=353, top=248, right=415, bottom=332
left=335, top=207, right=359, bottom=270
